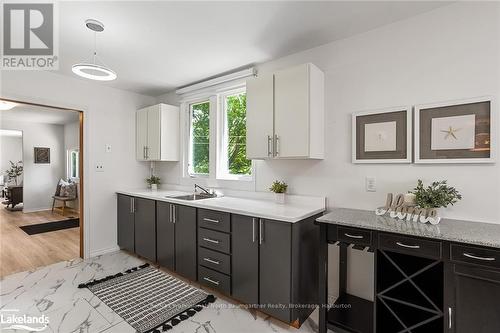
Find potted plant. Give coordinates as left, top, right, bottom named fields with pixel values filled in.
left=410, top=179, right=462, bottom=217
left=6, top=160, right=23, bottom=185
left=269, top=180, right=288, bottom=204
left=146, top=175, right=161, bottom=191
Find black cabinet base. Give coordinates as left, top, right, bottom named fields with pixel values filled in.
left=327, top=293, right=373, bottom=333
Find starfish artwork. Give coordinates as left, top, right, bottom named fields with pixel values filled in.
left=440, top=126, right=461, bottom=140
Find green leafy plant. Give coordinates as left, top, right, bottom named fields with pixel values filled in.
left=6, top=160, right=23, bottom=185
left=411, top=179, right=462, bottom=209
left=146, top=175, right=161, bottom=185
left=269, top=180, right=288, bottom=194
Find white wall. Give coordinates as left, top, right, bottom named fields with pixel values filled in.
left=0, top=134, right=23, bottom=185
left=1, top=120, right=66, bottom=212
left=157, top=2, right=500, bottom=300
left=1, top=70, right=156, bottom=257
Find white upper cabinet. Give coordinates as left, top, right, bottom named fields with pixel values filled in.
left=246, top=63, right=324, bottom=160
left=246, top=73, right=274, bottom=159
left=136, top=103, right=179, bottom=161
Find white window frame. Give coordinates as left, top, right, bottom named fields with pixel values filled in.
left=67, top=147, right=79, bottom=181
left=187, top=99, right=211, bottom=178
left=216, top=88, right=253, bottom=181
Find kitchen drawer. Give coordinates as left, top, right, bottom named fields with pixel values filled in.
left=451, top=244, right=500, bottom=270
left=198, top=265, right=231, bottom=295
left=198, top=209, right=230, bottom=233
left=379, top=233, right=442, bottom=259
left=337, top=226, right=372, bottom=246
left=198, top=228, right=231, bottom=254
left=198, top=247, right=231, bottom=275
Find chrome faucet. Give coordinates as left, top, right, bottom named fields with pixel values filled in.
left=194, top=184, right=212, bottom=195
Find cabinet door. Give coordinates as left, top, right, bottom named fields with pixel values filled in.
left=274, top=64, right=310, bottom=158
left=156, top=201, right=175, bottom=271
left=117, top=194, right=134, bottom=252
left=147, top=105, right=161, bottom=160
left=136, top=108, right=148, bottom=161
left=259, top=219, right=292, bottom=323
left=232, top=215, right=259, bottom=304
left=448, top=263, right=500, bottom=333
left=174, top=205, right=197, bottom=281
left=134, top=198, right=156, bottom=261
left=246, top=73, right=274, bottom=159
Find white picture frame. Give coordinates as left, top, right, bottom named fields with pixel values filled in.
left=414, top=96, right=496, bottom=164
left=352, top=106, right=412, bottom=164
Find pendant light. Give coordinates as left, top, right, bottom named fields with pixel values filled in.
left=72, top=19, right=117, bottom=81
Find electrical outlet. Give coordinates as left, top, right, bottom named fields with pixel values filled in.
left=366, top=177, right=376, bottom=192
left=105, top=144, right=112, bottom=153
left=95, top=164, right=104, bottom=172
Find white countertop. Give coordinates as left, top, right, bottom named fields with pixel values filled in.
left=116, top=189, right=326, bottom=223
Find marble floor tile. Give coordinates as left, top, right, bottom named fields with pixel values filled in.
left=0, top=251, right=320, bottom=333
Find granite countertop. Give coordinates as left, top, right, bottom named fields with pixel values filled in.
left=117, top=189, right=326, bottom=223
left=316, top=208, right=500, bottom=249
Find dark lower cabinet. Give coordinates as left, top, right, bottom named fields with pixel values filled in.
left=447, top=263, right=500, bottom=333
left=117, top=194, right=134, bottom=252
left=174, top=204, right=197, bottom=281
left=134, top=198, right=156, bottom=262
left=232, top=215, right=259, bottom=305
left=259, top=219, right=292, bottom=323
left=157, top=201, right=175, bottom=271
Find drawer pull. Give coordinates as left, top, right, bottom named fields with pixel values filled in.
left=203, top=277, right=220, bottom=286
left=203, top=218, right=220, bottom=224
left=203, top=257, right=220, bottom=265
left=344, top=233, right=363, bottom=239
left=203, top=237, right=220, bottom=244
left=396, top=242, right=420, bottom=249
left=463, top=253, right=495, bottom=261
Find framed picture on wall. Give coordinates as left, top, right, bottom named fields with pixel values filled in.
left=414, top=97, right=496, bottom=163
left=352, top=106, right=412, bottom=163
left=34, top=147, right=50, bottom=164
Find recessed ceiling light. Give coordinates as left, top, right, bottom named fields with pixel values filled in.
left=0, top=101, right=17, bottom=110
left=72, top=19, right=117, bottom=81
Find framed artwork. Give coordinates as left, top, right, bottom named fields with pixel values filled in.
left=34, top=147, right=50, bottom=164
left=352, top=106, right=412, bottom=163
left=414, top=97, right=496, bottom=163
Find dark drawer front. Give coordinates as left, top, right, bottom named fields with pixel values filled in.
left=379, top=233, right=442, bottom=259
left=198, top=247, right=231, bottom=275
left=337, top=226, right=372, bottom=246
left=198, top=266, right=231, bottom=294
left=198, top=228, right=231, bottom=254
left=198, top=209, right=230, bottom=233
left=451, top=244, right=500, bottom=270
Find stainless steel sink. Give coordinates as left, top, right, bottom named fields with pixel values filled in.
left=171, top=193, right=216, bottom=201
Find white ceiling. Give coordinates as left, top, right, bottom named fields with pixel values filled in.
left=57, top=1, right=448, bottom=96
left=0, top=103, right=80, bottom=125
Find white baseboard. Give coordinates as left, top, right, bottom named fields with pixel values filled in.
left=89, top=245, right=120, bottom=258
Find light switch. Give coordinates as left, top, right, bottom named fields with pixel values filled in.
left=366, top=177, right=376, bottom=192
left=105, top=144, right=112, bottom=153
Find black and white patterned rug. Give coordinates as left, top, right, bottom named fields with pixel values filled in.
left=79, top=264, right=215, bottom=333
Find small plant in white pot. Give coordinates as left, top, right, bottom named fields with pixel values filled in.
left=410, top=179, right=462, bottom=218
left=269, top=180, right=288, bottom=204
left=146, top=176, right=161, bottom=191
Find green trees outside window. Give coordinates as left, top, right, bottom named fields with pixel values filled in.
left=190, top=101, right=210, bottom=174
left=225, top=93, right=251, bottom=176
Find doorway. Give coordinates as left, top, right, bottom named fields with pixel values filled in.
left=0, top=99, right=84, bottom=277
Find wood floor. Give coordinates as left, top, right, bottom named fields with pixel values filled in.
left=0, top=207, right=80, bottom=277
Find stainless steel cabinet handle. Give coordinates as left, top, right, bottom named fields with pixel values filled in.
left=146, top=146, right=149, bottom=159
left=143, top=146, right=146, bottom=159
left=203, top=257, right=220, bottom=265
left=396, top=242, right=420, bottom=249
left=448, top=307, right=452, bottom=329
left=130, top=197, right=134, bottom=213
left=252, top=218, right=256, bottom=243
left=267, top=135, right=273, bottom=157
left=203, top=237, right=220, bottom=244
left=169, top=204, right=173, bottom=223
left=344, top=233, right=363, bottom=239
left=173, top=205, right=176, bottom=223
left=274, top=134, right=279, bottom=157
left=203, top=218, right=219, bottom=224
left=203, top=277, right=219, bottom=286
left=259, top=219, right=264, bottom=244
left=463, top=253, right=495, bottom=261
